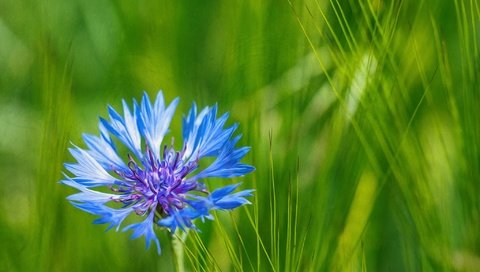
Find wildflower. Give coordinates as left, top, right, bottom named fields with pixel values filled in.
left=62, top=92, right=254, bottom=253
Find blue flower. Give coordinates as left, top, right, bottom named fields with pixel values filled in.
left=62, top=91, right=255, bottom=254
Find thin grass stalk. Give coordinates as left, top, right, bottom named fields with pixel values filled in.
left=172, top=231, right=188, bottom=272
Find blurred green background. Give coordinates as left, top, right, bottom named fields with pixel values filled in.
left=1, top=0, right=479, bottom=271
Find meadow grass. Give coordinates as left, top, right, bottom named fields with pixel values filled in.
left=0, top=0, right=479, bottom=271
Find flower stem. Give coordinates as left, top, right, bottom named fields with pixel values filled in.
left=172, top=230, right=188, bottom=272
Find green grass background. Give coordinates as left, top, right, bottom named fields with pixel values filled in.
left=1, top=0, right=479, bottom=271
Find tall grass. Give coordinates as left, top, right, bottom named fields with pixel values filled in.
left=0, top=0, right=478, bottom=271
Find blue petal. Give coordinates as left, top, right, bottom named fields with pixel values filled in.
left=82, top=132, right=126, bottom=171
left=71, top=202, right=132, bottom=231
left=136, top=91, right=179, bottom=159
left=182, top=184, right=253, bottom=221
left=209, top=184, right=254, bottom=210
left=123, top=212, right=161, bottom=254
left=62, top=178, right=119, bottom=203
left=182, top=103, right=197, bottom=141
left=100, top=100, right=142, bottom=158
left=184, top=197, right=213, bottom=221
left=182, top=105, right=235, bottom=162
left=99, top=122, right=115, bottom=148
left=210, top=183, right=242, bottom=199
left=213, top=189, right=254, bottom=210
left=122, top=99, right=142, bottom=153
left=64, top=146, right=119, bottom=187
left=181, top=104, right=254, bottom=179
left=193, top=135, right=255, bottom=179
left=157, top=208, right=199, bottom=233
left=157, top=215, right=177, bottom=232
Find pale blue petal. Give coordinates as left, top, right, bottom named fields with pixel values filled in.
left=99, top=122, right=115, bottom=148
left=182, top=105, right=217, bottom=161
left=82, top=133, right=126, bottom=171
left=62, top=178, right=119, bottom=203
left=136, top=91, right=179, bottom=159
left=122, top=99, right=142, bottom=153
left=100, top=102, right=142, bottom=158
left=65, top=146, right=118, bottom=187
left=181, top=103, right=254, bottom=180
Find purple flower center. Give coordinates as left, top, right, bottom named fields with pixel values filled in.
left=113, top=143, right=201, bottom=219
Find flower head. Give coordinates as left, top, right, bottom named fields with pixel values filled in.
left=62, top=92, right=254, bottom=253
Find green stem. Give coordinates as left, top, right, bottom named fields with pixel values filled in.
left=172, top=230, right=188, bottom=272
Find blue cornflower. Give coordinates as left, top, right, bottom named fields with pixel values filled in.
left=62, top=92, right=255, bottom=254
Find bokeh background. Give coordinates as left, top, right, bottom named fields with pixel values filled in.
left=1, top=0, right=479, bottom=271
